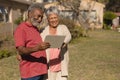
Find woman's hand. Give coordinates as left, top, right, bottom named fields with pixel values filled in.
left=61, top=42, right=67, bottom=48
left=16, top=53, right=22, bottom=61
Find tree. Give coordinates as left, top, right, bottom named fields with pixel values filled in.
left=105, top=0, right=120, bottom=12
left=58, top=0, right=80, bottom=14
left=96, top=0, right=120, bottom=12
left=58, top=0, right=90, bottom=36
left=96, top=0, right=109, bottom=4
left=58, top=0, right=101, bottom=36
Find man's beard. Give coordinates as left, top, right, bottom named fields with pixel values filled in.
left=31, top=18, right=40, bottom=27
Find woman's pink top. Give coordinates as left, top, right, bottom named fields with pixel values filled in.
left=49, top=48, right=61, bottom=72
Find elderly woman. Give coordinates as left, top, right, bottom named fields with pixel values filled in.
left=41, top=7, right=72, bottom=80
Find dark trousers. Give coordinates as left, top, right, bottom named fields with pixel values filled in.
left=21, top=75, right=44, bottom=80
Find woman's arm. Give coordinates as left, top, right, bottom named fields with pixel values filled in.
left=63, top=25, right=72, bottom=44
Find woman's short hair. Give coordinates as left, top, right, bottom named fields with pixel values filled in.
left=28, top=3, right=45, bottom=12
left=45, top=6, right=60, bottom=16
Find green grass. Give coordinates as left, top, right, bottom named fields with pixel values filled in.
left=69, top=30, right=120, bottom=80
left=0, top=56, right=20, bottom=80
left=0, top=30, right=120, bottom=80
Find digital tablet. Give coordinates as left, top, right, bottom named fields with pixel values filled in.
left=44, top=35, right=65, bottom=48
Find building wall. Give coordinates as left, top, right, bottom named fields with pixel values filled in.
left=80, top=0, right=105, bottom=29
left=0, top=0, right=30, bottom=39
left=36, top=0, right=43, bottom=3
left=0, top=0, right=29, bottom=23
left=35, top=0, right=57, bottom=3
left=43, top=0, right=105, bottom=29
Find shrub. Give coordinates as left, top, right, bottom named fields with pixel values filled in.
left=104, top=11, right=117, bottom=20
left=103, top=11, right=117, bottom=30
left=103, top=23, right=111, bottom=30
left=103, top=11, right=117, bottom=26
left=0, top=49, right=11, bottom=59
left=14, top=16, right=23, bottom=25
left=59, top=17, right=83, bottom=39
left=71, top=26, right=84, bottom=38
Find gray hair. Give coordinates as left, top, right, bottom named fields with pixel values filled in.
left=45, top=6, right=60, bottom=16
left=28, top=3, right=45, bottom=12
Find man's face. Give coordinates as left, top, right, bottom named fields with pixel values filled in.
left=30, top=9, right=43, bottom=27
left=48, top=13, right=59, bottom=28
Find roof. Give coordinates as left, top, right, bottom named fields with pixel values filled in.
left=44, top=2, right=71, bottom=11
left=11, top=0, right=32, bottom=5
left=80, top=0, right=105, bottom=10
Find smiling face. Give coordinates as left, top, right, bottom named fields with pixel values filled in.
left=47, top=13, right=59, bottom=28
left=29, top=8, right=44, bottom=26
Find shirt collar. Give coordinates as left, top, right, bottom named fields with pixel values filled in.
left=24, top=22, right=33, bottom=27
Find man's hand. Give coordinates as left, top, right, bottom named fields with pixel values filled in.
left=17, top=42, right=50, bottom=55
left=36, top=42, right=50, bottom=50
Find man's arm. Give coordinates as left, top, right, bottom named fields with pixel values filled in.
left=17, top=42, right=50, bottom=55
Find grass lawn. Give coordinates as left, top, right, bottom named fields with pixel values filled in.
left=69, top=30, right=120, bottom=80
left=0, top=30, right=120, bottom=80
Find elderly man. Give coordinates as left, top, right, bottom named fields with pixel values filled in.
left=14, top=3, right=50, bottom=80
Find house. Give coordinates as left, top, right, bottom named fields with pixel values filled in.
left=0, top=0, right=32, bottom=23
left=35, top=0, right=74, bottom=19
left=35, top=0, right=105, bottom=29
left=0, top=0, right=32, bottom=38
left=79, top=0, right=105, bottom=29
left=0, top=0, right=105, bottom=39
left=115, top=12, right=120, bottom=24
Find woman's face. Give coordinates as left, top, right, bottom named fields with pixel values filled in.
left=48, top=13, right=59, bottom=28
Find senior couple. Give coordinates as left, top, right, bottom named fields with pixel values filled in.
left=14, top=3, right=71, bottom=80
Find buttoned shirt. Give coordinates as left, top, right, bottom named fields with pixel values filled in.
left=14, top=22, right=47, bottom=78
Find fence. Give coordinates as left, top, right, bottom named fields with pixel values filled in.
left=0, top=22, right=17, bottom=40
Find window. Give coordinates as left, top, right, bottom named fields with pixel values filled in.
left=0, top=6, right=7, bottom=14
left=44, top=0, right=48, bottom=2
left=80, top=10, right=97, bottom=23
left=44, top=0, right=56, bottom=2
left=0, top=6, right=8, bottom=22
